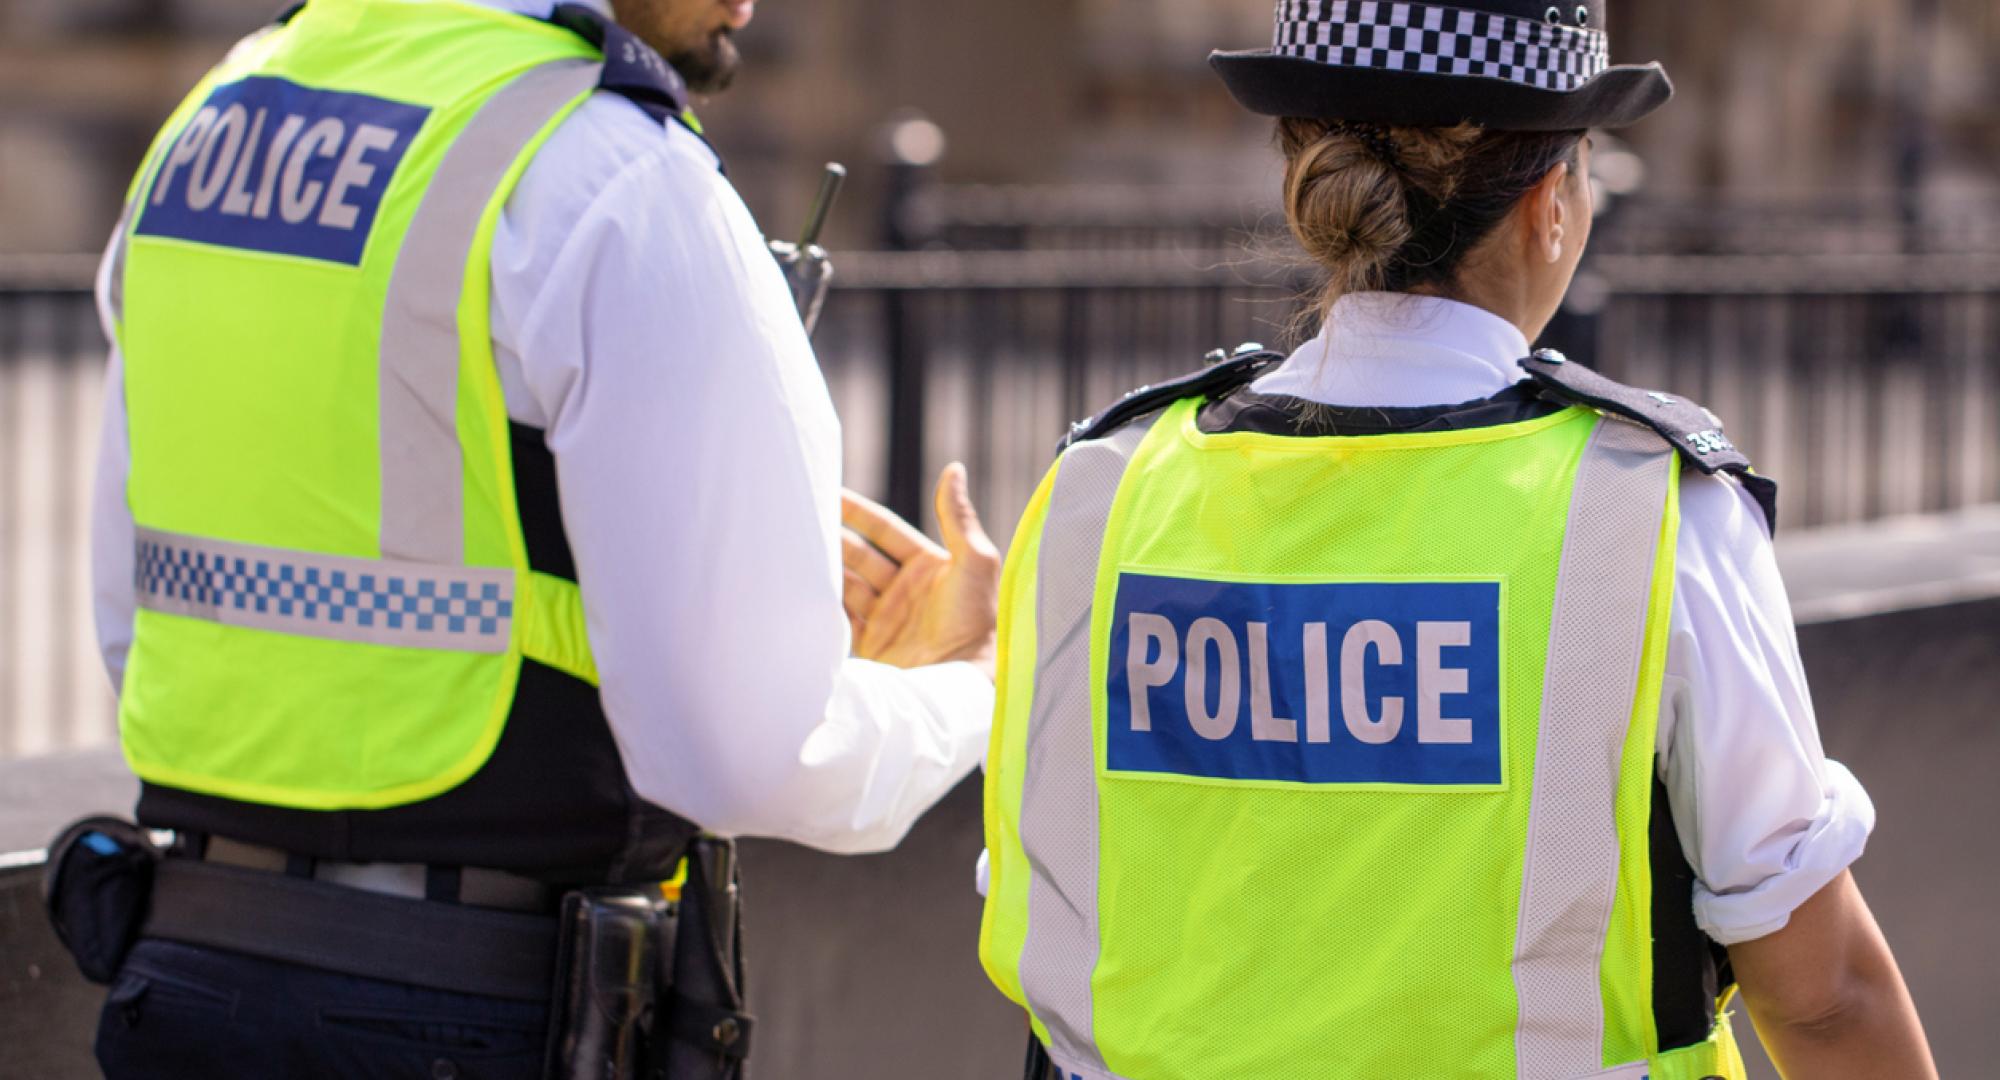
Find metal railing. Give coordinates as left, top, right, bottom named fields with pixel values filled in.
left=0, top=280, right=116, bottom=759
left=900, top=186, right=2000, bottom=258
left=822, top=247, right=2000, bottom=533
left=4, top=246, right=2000, bottom=758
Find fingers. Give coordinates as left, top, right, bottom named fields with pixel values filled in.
left=841, top=527, right=900, bottom=592
left=842, top=567, right=879, bottom=625
left=841, top=488, right=937, bottom=563
left=933, top=462, right=997, bottom=561
left=855, top=571, right=918, bottom=660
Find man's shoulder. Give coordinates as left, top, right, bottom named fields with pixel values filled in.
left=511, top=91, right=725, bottom=224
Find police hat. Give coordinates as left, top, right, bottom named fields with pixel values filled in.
left=1211, top=0, right=1672, bottom=131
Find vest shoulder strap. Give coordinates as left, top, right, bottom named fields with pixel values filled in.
left=1520, top=351, right=1780, bottom=533
left=1060, top=346, right=1284, bottom=453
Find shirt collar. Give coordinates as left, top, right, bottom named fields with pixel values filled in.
left=1251, top=292, right=1532, bottom=408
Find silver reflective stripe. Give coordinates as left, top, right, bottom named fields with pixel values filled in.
left=135, top=526, right=513, bottom=652
left=377, top=58, right=600, bottom=564
left=1018, top=415, right=1161, bottom=1074
left=107, top=196, right=135, bottom=328
left=1514, top=418, right=1676, bottom=1079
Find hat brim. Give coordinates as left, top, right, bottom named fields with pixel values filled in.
left=1209, top=51, right=1672, bottom=131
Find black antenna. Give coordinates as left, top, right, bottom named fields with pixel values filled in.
left=798, top=163, right=846, bottom=248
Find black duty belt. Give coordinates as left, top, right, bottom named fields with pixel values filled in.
left=197, top=835, right=555, bottom=912
left=142, top=856, right=558, bottom=1001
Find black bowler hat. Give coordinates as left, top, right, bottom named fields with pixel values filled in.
left=1211, top=0, right=1672, bottom=131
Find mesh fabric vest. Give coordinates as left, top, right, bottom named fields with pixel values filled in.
left=107, top=0, right=691, bottom=881
left=981, top=396, right=1747, bottom=1080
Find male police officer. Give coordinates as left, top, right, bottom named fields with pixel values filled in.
left=84, top=0, right=999, bottom=1074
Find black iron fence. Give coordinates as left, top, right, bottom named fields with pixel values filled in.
left=815, top=249, right=1303, bottom=524
left=899, top=184, right=2000, bottom=258
left=819, top=246, right=2000, bottom=535
left=5, top=244, right=2000, bottom=755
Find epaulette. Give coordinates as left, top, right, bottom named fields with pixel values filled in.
left=1060, top=344, right=1283, bottom=453
left=1520, top=349, right=1780, bottom=533
left=549, top=3, right=705, bottom=141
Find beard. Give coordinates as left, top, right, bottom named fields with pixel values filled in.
left=668, top=30, right=740, bottom=94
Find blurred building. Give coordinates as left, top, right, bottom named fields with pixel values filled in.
left=2, top=0, right=1262, bottom=254
left=1624, top=0, right=1998, bottom=201
left=13, top=0, right=1991, bottom=257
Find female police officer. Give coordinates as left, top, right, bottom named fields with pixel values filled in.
left=843, top=1, right=1940, bottom=1077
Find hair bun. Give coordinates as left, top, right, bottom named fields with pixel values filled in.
left=1280, top=119, right=1413, bottom=296
left=1276, top=119, right=1581, bottom=318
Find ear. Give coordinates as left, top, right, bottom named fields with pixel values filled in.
left=1526, top=161, right=1572, bottom=265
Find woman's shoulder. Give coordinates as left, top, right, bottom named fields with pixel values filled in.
left=1680, top=469, right=1776, bottom=554
left=1670, top=468, right=1797, bottom=671
left=1522, top=353, right=1781, bottom=534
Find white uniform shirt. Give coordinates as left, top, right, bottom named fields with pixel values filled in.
left=89, top=0, right=993, bottom=856
left=1255, top=292, right=1874, bottom=944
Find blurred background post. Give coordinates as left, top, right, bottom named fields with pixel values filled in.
left=2, top=1, right=1996, bottom=1076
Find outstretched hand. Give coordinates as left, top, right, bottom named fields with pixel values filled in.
left=840, top=463, right=1000, bottom=679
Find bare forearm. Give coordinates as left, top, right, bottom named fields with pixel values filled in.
left=1730, top=871, right=1936, bottom=1080
left=1743, top=973, right=1936, bottom=1080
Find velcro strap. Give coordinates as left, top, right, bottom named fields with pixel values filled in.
left=664, top=994, right=755, bottom=1060
left=522, top=571, right=599, bottom=685
left=143, top=857, right=557, bottom=1001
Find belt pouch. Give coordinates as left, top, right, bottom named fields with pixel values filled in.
left=42, top=816, right=162, bottom=984
left=658, top=837, right=752, bottom=1080
left=544, top=887, right=674, bottom=1080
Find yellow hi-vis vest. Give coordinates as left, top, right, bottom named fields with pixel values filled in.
left=980, top=362, right=1749, bottom=1080
left=105, top=0, right=672, bottom=817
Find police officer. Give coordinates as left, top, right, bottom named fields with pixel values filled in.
left=845, top=2, right=1938, bottom=1077
left=82, top=0, right=1000, bottom=1074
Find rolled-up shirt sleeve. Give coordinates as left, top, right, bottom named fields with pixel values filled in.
left=1659, top=472, right=1876, bottom=945
left=490, top=105, right=991, bottom=855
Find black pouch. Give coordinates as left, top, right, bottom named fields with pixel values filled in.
left=543, top=886, right=675, bottom=1080
left=658, top=838, right=752, bottom=1080
left=541, top=839, right=752, bottom=1080
left=42, top=816, right=162, bottom=984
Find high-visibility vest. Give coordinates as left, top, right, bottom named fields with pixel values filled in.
left=980, top=364, right=1749, bottom=1080
left=106, top=0, right=695, bottom=876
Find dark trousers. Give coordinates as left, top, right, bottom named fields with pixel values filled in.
left=97, top=939, right=550, bottom=1080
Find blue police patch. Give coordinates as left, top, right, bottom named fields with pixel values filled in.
left=1107, top=574, right=1502, bottom=786
left=135, top=76, right=430, bottom=266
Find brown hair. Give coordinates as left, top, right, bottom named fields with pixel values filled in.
left=1278, top=118, right=1584, bottom=318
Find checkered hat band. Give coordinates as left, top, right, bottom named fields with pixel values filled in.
left=1273, top=0, right=1611, bottom=92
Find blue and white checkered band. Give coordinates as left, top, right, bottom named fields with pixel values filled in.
left=134, top=527, right=515, bottom=652
left=1274, top=1, right=1612, bottom=92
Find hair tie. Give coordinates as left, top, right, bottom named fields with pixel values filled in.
left=1333, top=121, right=1401, bottom=169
